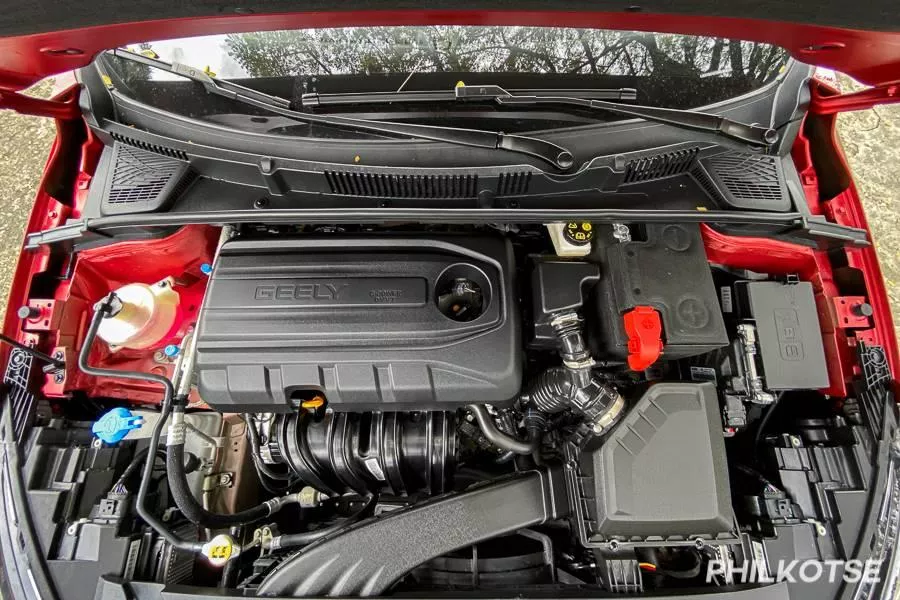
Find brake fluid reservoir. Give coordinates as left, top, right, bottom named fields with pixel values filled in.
left=546, top=222, right=594, bottom=257
left=96, top=278, right=180, bottom=350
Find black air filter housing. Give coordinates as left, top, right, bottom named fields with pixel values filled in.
left=194, top=236, right=521, bottom=412
left=572, top=382, right=736, bottom=546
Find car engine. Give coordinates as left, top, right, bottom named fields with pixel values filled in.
left=8, top=217, right=891, bottom=600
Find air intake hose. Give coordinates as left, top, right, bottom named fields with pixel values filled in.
left=528, top=312, right=626, bottom=435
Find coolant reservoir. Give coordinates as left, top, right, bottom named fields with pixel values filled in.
left=96, top=278, right=180, bottom=350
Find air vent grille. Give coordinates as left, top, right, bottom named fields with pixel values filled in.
left=703, top=153, right=782, bottom=204
left=623, top=148, right=699, bottom=183
left=4, top=348, right=36, bottom=442
left=497, top=171, right=532, bottom=196
left=102, top=143, right=191, bottom=214
left=109, top=132, right=188, bottom=161
left=325, top=171, right=479, bottom=198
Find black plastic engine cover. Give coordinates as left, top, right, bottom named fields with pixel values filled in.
left=194, top=235, right=520, bottom=412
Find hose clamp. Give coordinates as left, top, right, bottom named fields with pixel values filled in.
left=591, top=393, right=626, bottom=434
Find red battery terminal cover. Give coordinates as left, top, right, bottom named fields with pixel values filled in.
left=623, top=306, right=663, bottom=371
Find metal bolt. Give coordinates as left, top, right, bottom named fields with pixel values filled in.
left=17, top=306, right=40, bottom=319
left=790, top=435, right=802, bottom=448
left=254, top=198, right=269, bottom=209
left=852, top=302, right=874, bottom=317
left=67, top=524, right=78, bottom=536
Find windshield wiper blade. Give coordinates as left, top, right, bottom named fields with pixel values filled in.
left=104, top=50, right=575, bottom=171
left=301, top=87, right=638, bottom=108
left=456, top=84, right=779, bottom=147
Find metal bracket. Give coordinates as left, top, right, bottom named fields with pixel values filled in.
left=202, top=472, right=234, bottom=492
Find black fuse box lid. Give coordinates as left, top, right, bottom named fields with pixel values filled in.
left=734, top=281, right=829, bottom=390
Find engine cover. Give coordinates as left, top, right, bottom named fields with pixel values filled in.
left=194, top=235, right=521, bottom=412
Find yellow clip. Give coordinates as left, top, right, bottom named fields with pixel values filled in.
left=204, top=65, right=217, bottom=78
left=101, top=75, right=113, bottom=89
left=139, top=49, right=159, bottom=59
left=455, top=81, right=466, bottom=88
left=696, top=206, right=709, bottom=212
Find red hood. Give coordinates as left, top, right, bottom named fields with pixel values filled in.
left=0, top=5, right=899, bottom=91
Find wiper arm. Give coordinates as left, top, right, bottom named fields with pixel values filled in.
left=103, top=50, right=575, bottom=171
left=456, top=84, right=778, bottom=147
left=301, top=87, right=638, bottom=108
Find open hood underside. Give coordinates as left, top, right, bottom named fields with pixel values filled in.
left=0, top=1, right=899, bottom=91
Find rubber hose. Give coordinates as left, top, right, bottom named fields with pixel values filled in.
left=274, top=495, right=376, bottom=550
left=167, top=430, right=272, bottom=528
left=78, top=296, right=201, bottom=553
left=113, top=447, right=167, bottom=493
left=528, top=366, right=575, bottom=413
left=466, top=404, right=537, bottom=455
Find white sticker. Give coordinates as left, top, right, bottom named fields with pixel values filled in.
left=750, top=540, right=770, bottom=580
left=123, top=539, right=141, bottom=579
left=720, top=286, right=734, bottom=313
left=364, top=458, right=386, bottom=481
left=690, top=366, right=718, bottom=383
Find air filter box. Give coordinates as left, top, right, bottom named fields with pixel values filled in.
left=570, top=382, right=736, bottom=546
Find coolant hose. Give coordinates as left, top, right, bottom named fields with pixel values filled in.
left=466, top=404, right=538, bottom=455
left=270, top=494, right=377, bottom=550
left=78, top=294, right=202, bottom=553
left=167, top=405, right=297, bottom=528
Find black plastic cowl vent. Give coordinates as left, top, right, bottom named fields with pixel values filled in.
left=109, top=132, right=188, bottom=161
left=496, top=171, right=532, bottom=196
left=622, top=148, right=699, bottom=184
left=102, top=142, right=192, bottom=215
left=692, top=151, right=788, bottom=211
left=325, top=171, right=479, bottom=198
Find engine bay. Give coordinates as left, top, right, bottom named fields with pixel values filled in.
left=5, top=201, right=896, bottom=600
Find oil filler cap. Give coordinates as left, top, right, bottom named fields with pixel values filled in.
left=623, top=306, right=663, bottom=371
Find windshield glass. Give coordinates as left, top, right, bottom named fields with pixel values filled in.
left=101, top=26, right=790, bottom=134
